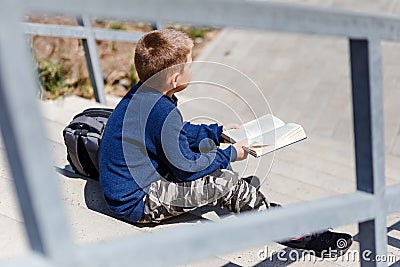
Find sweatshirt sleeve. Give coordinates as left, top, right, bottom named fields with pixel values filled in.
left=182, top=122, right=223, bottom=152
left=154, top=108, right=236, bottom=182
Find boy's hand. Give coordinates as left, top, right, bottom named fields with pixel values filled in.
left=223, top=124, right=242, bottom=131
left=233, top=139, right=248, bottom=161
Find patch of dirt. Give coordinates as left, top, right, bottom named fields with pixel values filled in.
left=27, top=15, right=218, bottom=99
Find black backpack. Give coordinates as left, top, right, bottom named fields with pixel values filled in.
left=63, top=108, right=113, bottom=179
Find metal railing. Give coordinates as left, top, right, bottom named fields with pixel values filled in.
left=0, top=0, right=399, bottom=266
left=24, top=16, right=160, bottom=103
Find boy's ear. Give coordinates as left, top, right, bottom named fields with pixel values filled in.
left=169, top=72, right=180, bottom=89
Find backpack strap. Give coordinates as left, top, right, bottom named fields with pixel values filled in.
left=64, top=130, right=87, bottom=176
left=70, top=116, right=104, bottom=133
left=83, top=133, right=101, bottom=172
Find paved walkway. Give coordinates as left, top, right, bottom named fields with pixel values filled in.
left=1, top=1, right=400, bottom=266
left=177, top=24, right=400, bottom=266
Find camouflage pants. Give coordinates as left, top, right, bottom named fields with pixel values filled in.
left=137, top=169, right=270, bottom=223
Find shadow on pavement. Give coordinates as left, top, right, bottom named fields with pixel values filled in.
left=352, top=219, right=400, bottom=267
left=55, top=165, right=226, bottom=227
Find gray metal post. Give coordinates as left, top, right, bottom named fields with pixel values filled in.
left=350, top=39, right=387, bottom=267
left=0, top=1, right=74, bottom=264
left=77, top=15, right=106, bottom=104
left=151, top=21, right=163, bottom=30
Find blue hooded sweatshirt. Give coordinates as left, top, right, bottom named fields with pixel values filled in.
left=98, top=82, right=236, bottom=222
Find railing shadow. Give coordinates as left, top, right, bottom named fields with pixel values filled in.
left=351, top=219, right=400, bottom=267
left=55, top=165, right=114, bottom=217
left=55, top=165, right=228, bottom=227
left=387, top=220, right=400, bottom=267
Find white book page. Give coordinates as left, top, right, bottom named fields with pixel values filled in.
left=278, top=123, right=306, bottom=147
left=275, top=123, right=301, bottom=144
left=222, top=114, right=285, bottom=143
left=245, top=123, right=306, bottom=157
left=248, top=122, right=296, bottom=145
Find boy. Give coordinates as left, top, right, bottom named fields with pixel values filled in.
left=98, top=29, right=352, bottom=257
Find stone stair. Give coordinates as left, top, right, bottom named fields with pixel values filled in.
left=2, top=1, right=400, bottom=262
left=1, top=91, right=398, bottom=266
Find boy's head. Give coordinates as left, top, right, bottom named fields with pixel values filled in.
left=134, top=29, right=194, bottom=90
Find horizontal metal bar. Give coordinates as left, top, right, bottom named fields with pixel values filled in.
left=93, top=28, right=144, bottom=42
left=23, top=0, right=400, bottom=41
left=23, top=22, right=144, bottom=42
left=76, top=192, right=375, bottom=267
left=23, top=23, right=86, bottom=38
left=4, top=188, right=396, bottom=267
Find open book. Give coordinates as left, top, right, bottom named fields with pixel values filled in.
left=221, top=114, right=307, bottom=157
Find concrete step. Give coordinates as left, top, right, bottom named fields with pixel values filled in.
left=43, top=118, right=68, bottom=145
left=39, top=95, right=121, bottom=145
left=3, top=91, right=398, bottom=266
left=179, top=256, right=231, bottom=267
left=39, top=95, right=399, bottom=184
left=39, top=96, right=108, bottom=126
left=276, top=144, right=357, bottom=182
left=0, top=214, right=28, bottom=259
left=263, top=189, right=303, bottom=206
left=0, top=176, right=22, bottom=223
left=65, top=201, right=145, bottom=245
left=39, top=94, right=122, bottom=126
left=263, top=172, right=339, bottom=202
left=287, top=133, right=400, bottom=183
left=269, top=160, right=355, bottom=196
left=0, top=147, right=146, bottom=249
left=0, top=135, right=70, bottom=170
left=0, top=197, right=145, bottom=258
left=0, top=141, right=78, bottom=222
left=275, top=143, right=398, bottom=189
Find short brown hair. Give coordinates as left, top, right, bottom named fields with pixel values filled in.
left=134, top=29, right=194, bottom=82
